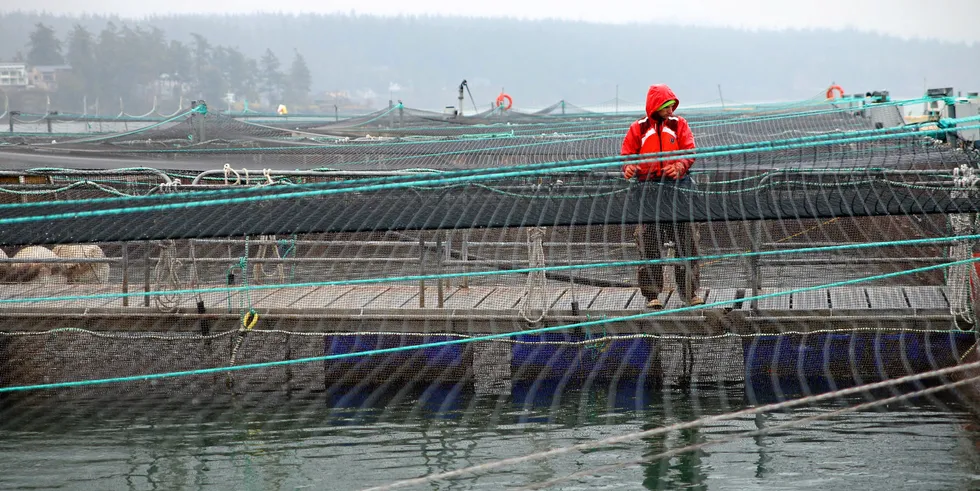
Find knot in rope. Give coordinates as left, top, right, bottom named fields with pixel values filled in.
left=519, top=226, right=549, bottom=323
left=157, top=178, right=181, bottom=194
left=222, top=163, right=241, bottom=186
left=953, top=164, right=980, bottom=188
left=240, top=309, right=259, bottom=331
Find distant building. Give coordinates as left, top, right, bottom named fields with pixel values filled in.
left=29, top=65, right=72, bottom=91
left=0, top=63, right=29, bottom=88
left=148, top=73, right=190, bottom=101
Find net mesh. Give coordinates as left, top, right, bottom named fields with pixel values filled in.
left=1, top=94, right=980, bottom=486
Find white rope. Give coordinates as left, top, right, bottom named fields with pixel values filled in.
left=948, top=164, right=978, bottom=325
left=222, top=163, right=240, bottom=185
left=253, top=234, right=285, bottom=284
left=0, top=327, right=235, bottom=341
left=519, top=226, right=548, bottom=323
left=0, top=326, right=961, bottom=343
left=153, top=239, right=184, bottom=313
left=157, top=178, right=181, bottom=194
left=364, top=358, right=980, bottom=491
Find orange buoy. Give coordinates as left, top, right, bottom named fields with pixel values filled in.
left=496, top=93, right=513, bottom=110
left=826, top=85, right=845, bottom=99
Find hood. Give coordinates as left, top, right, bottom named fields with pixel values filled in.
left=645, top=84, right=679, bottom=119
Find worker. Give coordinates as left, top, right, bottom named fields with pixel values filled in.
left=621, top=83, right=703, bottom=309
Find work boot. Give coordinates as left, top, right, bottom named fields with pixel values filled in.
left=646, top=298, right=664, bottom=310
left=688, top=296, right=705, bottom=306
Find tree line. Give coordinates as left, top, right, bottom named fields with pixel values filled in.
left=2, top=12, right=978, bottom=112
left=11, top=22, right=312, bottom=113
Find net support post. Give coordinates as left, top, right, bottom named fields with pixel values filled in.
left=472, top=340, right=512, bottom=395
left=947, top=100, right=959, bottom=148
left=748, top=220, right=762, bottom=311
left=143, top=240, right=151, bottom=308
left=121, top=242, right=129, bottom=307
left=460, top=230, right=470, bottom=289
left=418, top=234, right=426, bottom=308
left=437, top=231, right=445, bottom=308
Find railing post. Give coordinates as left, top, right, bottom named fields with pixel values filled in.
left=461, top=230, right=470, bottom=288
left=748, top=220, right=762, bottom=311
left=437, top=230, right=445, bottom=308
left=143, top=240, right=151, bottom=307
left=418, top=234, right=426, bottom=308
left=121, top=242, right=129, bottom=307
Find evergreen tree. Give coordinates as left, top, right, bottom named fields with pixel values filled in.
left=61, top=24, right=97, bottom=107
left=65, top=25, right=96, bottom=90
left=26, top=22, right=64, bottom=65
left=165, top=40, right=192, bottom=84
left=285, top=49, right=312, bottom=105
left=189, top=33, right=211, bottom=89
left=94, top=22, right=123, bottom=113
left=215, top=46, right=257, bottom=106
left=259, top=48, right=283, bottom=106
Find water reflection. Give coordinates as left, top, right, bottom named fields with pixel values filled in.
left=1, top=380, right=979, bottom=490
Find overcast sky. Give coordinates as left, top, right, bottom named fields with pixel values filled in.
left=2, top=0, right=978, bottom=45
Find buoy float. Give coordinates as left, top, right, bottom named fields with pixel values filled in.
left=496, top=93, right=513, bottom=110
left=826, top=85, right=845, bottom=99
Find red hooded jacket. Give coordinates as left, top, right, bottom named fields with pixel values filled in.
left=621, top=84, right=696, bottom=180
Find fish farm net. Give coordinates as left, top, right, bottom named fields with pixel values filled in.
left=2, top=92, right=980, bottom=487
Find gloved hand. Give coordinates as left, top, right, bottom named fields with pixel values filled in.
left=663, top=161, right=687, bottom=180
left=623, top=164, right=639, bottom=180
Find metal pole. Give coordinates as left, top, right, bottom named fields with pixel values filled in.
left=121, top=242, right=129, bottom=307
left=143, top=241, right=152, bottom=308
left=718, top=84, right=725, bottom=109
left=436, top=231, right=444, bottom=308
left=458, top=82, right=465, bottom=116
left=418, top=234, right=425, bottom=308
left=947, top=101, right=959, bottom=148
left=197, top=111, right=206, bottom=142
left=748, top=220, right=762, bottom=310
left=615, top=85, right=618, bottom=114
left=461, top=230, right=470, bottom=288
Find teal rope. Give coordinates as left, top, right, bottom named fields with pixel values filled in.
left=89, top=96, right=942, bottom=157
left=1, top=114, right=973, bottom=218
left=225, top=262, right=243, bottom=313
left=1, top=120, right=978, bottom=227
left=278, top=235, right=298, bottom=281
left=1, top=254, right=976, bottom=393
left=3, top=231, right=980, bottom=305
left=46, top=105, right=203, bottom=145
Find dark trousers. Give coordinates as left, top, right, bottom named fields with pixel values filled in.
left=634, top=221, right=701, bottom=301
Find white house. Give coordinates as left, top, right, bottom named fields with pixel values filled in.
left=0, top=63, right=29, bottom=88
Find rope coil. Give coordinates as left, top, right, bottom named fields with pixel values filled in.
left=153, top=239, right=184, bottom=313
left=519, top=227, right=548, bottom=323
